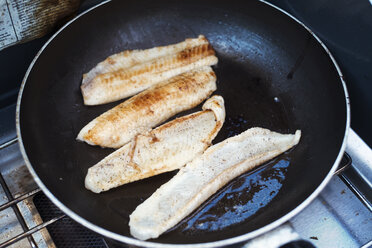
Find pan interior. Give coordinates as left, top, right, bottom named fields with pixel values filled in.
left=19, top=0, right=347, bottom=244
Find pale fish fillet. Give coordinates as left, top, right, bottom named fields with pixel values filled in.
left=129, top=128, right=301, bottom=240
left=85, top=95, right=225, bottom=193
left=81, top=35, right=217, bottom=105
left=77, top=66, right=217, bottom=148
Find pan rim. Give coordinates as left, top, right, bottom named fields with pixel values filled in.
left=16, top=0, right=351, bottom=247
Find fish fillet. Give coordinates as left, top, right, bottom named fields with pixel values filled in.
left=81, top=35, right=218, bottom=105
left=77, top=66, right=217, bottom=148
left=129, top=128, right=301, bottom=240
left=85, top=95, right=225, bottom=193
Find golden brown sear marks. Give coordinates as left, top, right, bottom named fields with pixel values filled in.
left=77, top=66, right=217, bottom=148
left=97, top=44, right=215, bottom=83
left=81, top=35, right=218, bottom=105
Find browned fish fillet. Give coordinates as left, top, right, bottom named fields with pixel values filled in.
left=77, top=66, right=217, bottom=148
left=81, top=35, right=218, bottom=105
left=85, top=96, right=225, bottom=193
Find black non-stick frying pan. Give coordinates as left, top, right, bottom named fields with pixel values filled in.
left=17, top=0, right=350, bottom=246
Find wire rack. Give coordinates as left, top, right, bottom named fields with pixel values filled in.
left=0, top=138, right=107, bottom=248
left=0, top=137, right=356, bottom=248
left=33, top=193, right=107, bottom=248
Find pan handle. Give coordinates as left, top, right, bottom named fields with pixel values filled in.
left=333, top=153, right=352, bottom=175
left=242, top=223, right=315, bottom=248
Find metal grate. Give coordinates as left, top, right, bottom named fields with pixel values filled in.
left=33, top=192, right=107, bottom=248
left=0, top=138, right=64, bottom=248
left=0, top=137, right=129, bottom=248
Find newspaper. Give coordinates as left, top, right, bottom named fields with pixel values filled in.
left=0, top=0, right=80, bottom=50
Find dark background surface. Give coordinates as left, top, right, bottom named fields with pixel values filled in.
left=1, top=0, right=371, bottom=147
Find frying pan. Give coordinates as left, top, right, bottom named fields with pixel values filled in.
left=16, top=0, right=350, bottom=247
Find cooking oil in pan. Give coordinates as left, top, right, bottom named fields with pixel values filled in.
left=178, top=155, right=290, bottom=233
